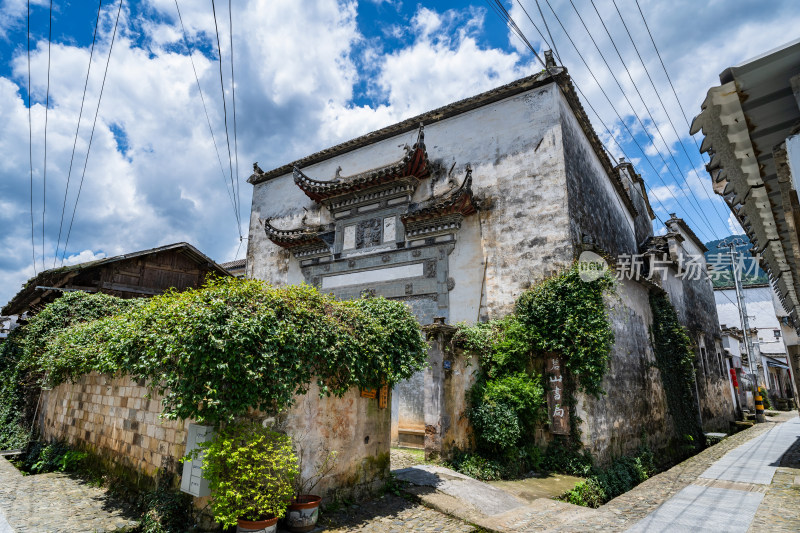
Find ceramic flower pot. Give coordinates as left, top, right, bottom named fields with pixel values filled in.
left=285, top=495, right=322, bottom=533
left=236, top=516, right=278, bottom=533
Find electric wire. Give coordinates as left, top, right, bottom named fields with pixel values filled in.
left=489, top=1, right=547, bottom=68
left=228, top=0, right=242, bottom=240
left=491, top=2, right=638, bottom=236
left=60, top=0, right=123, bottom=266
left=210, top=0, right=241, bottom=233
left=173, top=0, right=238, bottom=228
left=610, top=0, right=728, bottom=228
left=42, top=0, right=52, bottom=268
left=541, top=0, right=715, bottom=243
left=633, top=0, right=707, bottom=163
left=590, top=0, right=729, bottom=232
left=28, top=0, right=36, bottom=275
left=565, top=0, right=719, bottom=241
left=53, top=0, right=102, bottom=268
left=534, top=0, right=560, bottom=63
left=512, top=1, right=705, bottom=239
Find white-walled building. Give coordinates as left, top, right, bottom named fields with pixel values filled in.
left=715, top=284, right=798, bottom=410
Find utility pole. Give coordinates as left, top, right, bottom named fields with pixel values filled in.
left=718, top=238, right=764, bottom=422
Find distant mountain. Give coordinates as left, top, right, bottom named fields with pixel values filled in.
left=704, top=235, right=770, bottom=288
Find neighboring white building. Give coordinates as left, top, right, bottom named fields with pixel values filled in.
left=715, top=284, right=798, bottom=410
left=693, top=38, right=800, bottom=408
left=0, top=315, right=19, bottom=342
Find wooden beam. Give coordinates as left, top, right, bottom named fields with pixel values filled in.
left=100, top=282, right=161, bottom=295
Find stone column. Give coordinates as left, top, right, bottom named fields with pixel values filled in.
left=422, top=319, right=456, bottom=460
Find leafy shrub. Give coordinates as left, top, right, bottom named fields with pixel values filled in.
left=197, top=421, right=298, bottom=527
left=469, top=372, right=545, bottom=454
left=18, top=440, right=87, bottom=474
left=564, top=478, right=606, bottom=508
left=40, top=278, right=428, bottom=424
left=448, top=452, right=506, bottom=481
left=0, top=330, right=29, bottom=450
left=137, top=486, right=193, bottom=533
left=561, top=444, right=656, bottom=508
left=469, top=402, right=520, bottom=454
left=759, top=387, right=771, bottom=410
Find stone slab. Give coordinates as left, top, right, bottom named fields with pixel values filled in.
left=394, top=464, right=527, bottom=517
left=700, top=417, right=800, bottom=485
left=0, top=507, right=12, bottom=533
left=626, top=485, right=764, bottom=533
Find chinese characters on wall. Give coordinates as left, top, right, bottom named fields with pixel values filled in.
left=546, top=356, right=569, bottom=435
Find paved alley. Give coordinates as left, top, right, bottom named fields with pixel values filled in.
left=626, top=416, right=800, bottom=533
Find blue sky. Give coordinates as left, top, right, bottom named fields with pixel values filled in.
left=1, top=0, right=799, bottom=307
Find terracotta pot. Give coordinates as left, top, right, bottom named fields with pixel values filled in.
left=236, top=516, right=278, bottom=533
left=285, top=495, right=322, bottom=533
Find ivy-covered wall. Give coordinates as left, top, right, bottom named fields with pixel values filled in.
left=576, top=279, right=672, bottom=464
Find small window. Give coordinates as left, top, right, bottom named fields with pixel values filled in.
left=774, top=329, right=781, bottom=339
left=700, top=347, right=708, bottom=376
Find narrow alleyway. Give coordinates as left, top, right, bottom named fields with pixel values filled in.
left=626, top=415, right=800, bottom=532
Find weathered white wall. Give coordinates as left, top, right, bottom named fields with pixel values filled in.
left=247, top=84, right=574, bottom=318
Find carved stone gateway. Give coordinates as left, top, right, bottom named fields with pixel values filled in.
left=259, top=126, right=480, bottom=449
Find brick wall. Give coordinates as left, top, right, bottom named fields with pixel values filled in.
left=39, top=373, right=391, bottom=501
left=40, top=372, right=189, bottom=480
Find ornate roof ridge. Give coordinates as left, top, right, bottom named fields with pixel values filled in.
left=293, top=125, right=429, bottom=203
left=262, top=218, right=326, bottom=249
left=403, top=165, right=478, bottom=223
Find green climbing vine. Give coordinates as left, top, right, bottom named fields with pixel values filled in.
left=449, top=265, right=614, bottom=479
left=3, top=277, right=428, bottom=427
left=0, top=292, right=138, bottom=449
left=648, top=291, right=704, bottom=454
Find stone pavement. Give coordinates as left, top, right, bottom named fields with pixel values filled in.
left=318, top=493, right=480, bottom=532
left=392, top=413, right=800, bottom=533
left=0, top=457, right=138, bottom=532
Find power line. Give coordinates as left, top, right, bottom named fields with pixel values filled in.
left=533, top=0, right=560, bottom=63
left=492, top=2, right=638, bottom=236
left=540, top=0, right=715, bottom=243
left=210, top=0, right=241, bottom=235
left=565, top=0, right=719, bottom=241
left=488, top=1, right=547, bottom=68
left=507, top=1, right=673, bottom=230
left=53, top=0, right=102, bottom=268
left=60, top=0, right=124, bottom=266
left=173, top=0, right=238, bottom=228
left=42, top=0, right=53, bottom=268
left=228, top=0, right=242, bottom=240
left=27, top=0, right=36, bottom=275
left=591, top=0, right=729, bottom=232
left=633, top=0, right=708, bottom=164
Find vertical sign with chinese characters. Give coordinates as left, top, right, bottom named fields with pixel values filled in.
left=546, top=356, right=569, bottom=435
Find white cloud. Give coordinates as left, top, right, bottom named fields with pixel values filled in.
left=727, top=211, right=744, bottom=236
left=63, top=249, right=107, bottom=266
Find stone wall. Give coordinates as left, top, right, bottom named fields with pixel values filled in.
left=40, top=373, right=391, bottom=502
left=576, top=279, right=673, bottom=464
left=40, top=373, right=188, bottom=482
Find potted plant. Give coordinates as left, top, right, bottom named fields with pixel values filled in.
left=198, top=421, right=298, bottom=533
left=284, top=448, right=338, bottom=532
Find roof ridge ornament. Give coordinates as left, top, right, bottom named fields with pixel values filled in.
left=292, top=131, right=430, bottom=203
